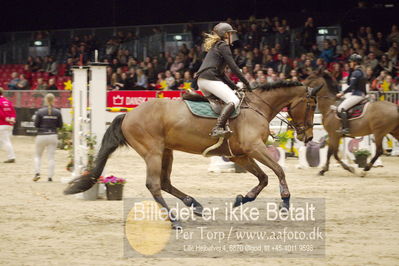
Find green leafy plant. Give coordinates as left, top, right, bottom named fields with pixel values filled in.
left=65, top=133, right=97, bottom=172
left=353, top=149, right=371, bottom=157
left=86, top=135, right=97, bottom=171
left=276, top=131, right=293, bottom=145
left=58, top=123, right=73, bottom=150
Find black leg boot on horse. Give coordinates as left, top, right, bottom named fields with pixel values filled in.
left=210, top=102, right=235, bottom=138
left=337, top=109, right=350, bottom=135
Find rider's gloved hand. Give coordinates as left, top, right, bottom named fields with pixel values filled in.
left=336, top=92, right=344, bottom=98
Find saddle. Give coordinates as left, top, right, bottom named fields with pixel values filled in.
left=182, top=90, right=240, bottom=119
left=333, top=97, right=370, bottom=120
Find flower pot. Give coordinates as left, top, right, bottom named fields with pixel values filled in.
left=83, top=183, right=99, bottom=200
left=106, top=183, right=124, bottom=200
left=306, top=141, right=321, bottom=167
left=266, top=145, right=280, bottom=162
left=355, top=154, right=368, bottom=168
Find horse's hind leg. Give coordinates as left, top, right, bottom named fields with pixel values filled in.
left=160, top=149, right=204, bottom=216
left=333, top=150, right=356, bottom=174
left=144, top=151, right=182, bottom=229
left=229, top=156, right=269, bottom=207
left=248, top=143, right=290, bottom=209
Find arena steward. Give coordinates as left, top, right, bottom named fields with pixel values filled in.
left=0, top=87, right=16, bottom=163
left=33, top=93, right=63, bottom=182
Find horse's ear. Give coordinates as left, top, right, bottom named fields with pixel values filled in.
left=315, top=66, right=325, bottom=76
left=309, top=84, right=323, bottom=96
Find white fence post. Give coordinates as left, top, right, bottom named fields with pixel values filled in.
left=89, top=63, right=107, bottom=151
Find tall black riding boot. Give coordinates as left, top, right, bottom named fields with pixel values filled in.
left=337, top=110, right=350, bottom=135
left=210, top=102, right=235, bottom=138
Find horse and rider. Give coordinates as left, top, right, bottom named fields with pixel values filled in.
left=305, top=56, right=399, bottom=175
left=64, top=22, right=320, bottom=228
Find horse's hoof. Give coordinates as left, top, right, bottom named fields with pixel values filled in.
left=354, top=168, right=367, bottom=177
left=193, top=206, right=203, bottom=217
left=172, top=220, right=183, bottom=230
left=233, top=194, right=244, bottom=208
left=279, top=198, right=290, bottom=210
left=279, top=201, right=290, bottom=218
left=359, top=170, right=367, bottom=177
left=318, top=171, right=325, bottom=176
left=183, top=196, right=203, bottom=216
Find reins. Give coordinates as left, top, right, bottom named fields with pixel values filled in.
left=241, top=88, right=315, bottom=137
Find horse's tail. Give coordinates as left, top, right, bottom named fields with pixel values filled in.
left=90, top=114, right=127, bottom=178
left=64, top=114, right=127, bottom=195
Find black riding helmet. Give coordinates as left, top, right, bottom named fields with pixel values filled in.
left=213, top=22, right=237, bottom=38
left=349, top=53, right=362, bottom=64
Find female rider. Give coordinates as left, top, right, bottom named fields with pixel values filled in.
left=196, top=22, right=251, bottom=138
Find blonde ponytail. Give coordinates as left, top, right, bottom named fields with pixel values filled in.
left=203, top=32, right=222, bottom=52
left=44, top=93, right=55, bottom=115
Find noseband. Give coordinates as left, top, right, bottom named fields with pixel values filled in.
left=288, top=89, right=317, bottom=137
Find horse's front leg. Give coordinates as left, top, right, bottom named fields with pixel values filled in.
left=229, top=156, right=269, bottom=207
left=247, top=142, right=291, bottom=209
left=319, top=144, right=334, bottom=176
left=364, top=134, right=384, bottom=171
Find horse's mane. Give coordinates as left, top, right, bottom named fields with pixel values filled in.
left=256, top=80, right=303, bottom=91
left=321, top=72, right=340, bottom=94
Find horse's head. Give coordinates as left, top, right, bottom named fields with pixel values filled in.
left=287, top=85, right=321, bottom=143
left=303, top=67, right=339, bottom=97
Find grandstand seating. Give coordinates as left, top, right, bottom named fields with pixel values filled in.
left=0, top=64, right=71, bottom=90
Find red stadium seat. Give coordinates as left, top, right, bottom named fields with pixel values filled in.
left=57, top=81, right=64, bottom=89
left=58, top=64, right=66, bottom=76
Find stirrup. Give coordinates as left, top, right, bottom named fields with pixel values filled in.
left=210, top=126, right=232, bottom=138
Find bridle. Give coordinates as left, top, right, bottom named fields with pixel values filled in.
left=288, top=89, right=317, bottom=137
left=242, top=87, right=317, bottom=138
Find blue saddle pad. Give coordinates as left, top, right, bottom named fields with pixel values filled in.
left=184, top=100, right=240, bottom=119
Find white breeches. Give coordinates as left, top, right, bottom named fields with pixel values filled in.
left=34, top=134, right=58, bottom=178
left=0, top=125, right=15, bottom=160
left=198, top=78, right=240, bottom=108
left=338, top=95, right=364, bottom=112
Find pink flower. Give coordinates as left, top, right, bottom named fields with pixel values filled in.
left=98, top=175, right=126, bottom=185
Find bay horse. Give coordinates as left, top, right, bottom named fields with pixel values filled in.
left=304, top=70, right=399, bottom=176
left=64, top=81, right=320, bottom=228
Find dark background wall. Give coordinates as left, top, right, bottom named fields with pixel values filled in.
left=1, top=0, right=397, bottom=32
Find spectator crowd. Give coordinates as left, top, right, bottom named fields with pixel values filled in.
left=3, top=16, right=399, bottom=92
